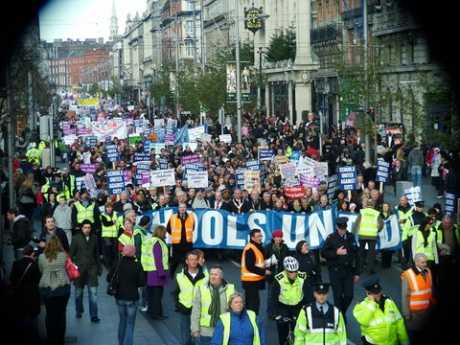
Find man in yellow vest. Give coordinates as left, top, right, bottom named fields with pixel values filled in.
left=191, top=265, right=236, bottom=344
left=294, top=283, right=347, bottom=345
left=241, top=229, right=271, bottom=315
left=273, top=256, right=307, bottom=345
left=26, top=142, right=41, bottom=166
left=175, top=250, right=207, bottom=345
left=71, top=189, right=99, bottom=234
left=353, top=200, right=383, bottom=274
left=395, top=195, right=414, bottom=269
left=100, top=202, right=119, bottom=270
left=401, top=253, right=435, bottom=344
left=354, top=276, right=409, bottom=345
left=167, top=202, right=195, bottom=278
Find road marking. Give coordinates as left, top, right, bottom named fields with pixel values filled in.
left=230, top=259, right=241, bottom=268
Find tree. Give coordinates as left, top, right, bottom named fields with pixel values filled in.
left=265, top=27, right=296, bottom=63
left=89, top=83, right=99, bottom=96
left=150, top=65, right=175, bottom=111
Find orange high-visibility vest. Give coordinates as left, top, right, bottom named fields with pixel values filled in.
left=241, top=243, right=265, bottom=282
left=402, top=268, right=433, bottom=312
left=169, top=213, right=194, bottom=244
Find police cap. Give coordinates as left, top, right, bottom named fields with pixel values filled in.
left=362, top=276, right=382, bottom=294
left=336, top=217, right=348, bottom=228
left=314, top=283, right=330, bottom=294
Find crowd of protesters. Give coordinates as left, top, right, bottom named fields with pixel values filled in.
left=1, top=97, right=460, bottom=345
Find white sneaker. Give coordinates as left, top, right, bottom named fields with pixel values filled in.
left=140, top=306, right=148, bottom=312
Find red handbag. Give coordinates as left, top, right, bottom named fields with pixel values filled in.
left=65, top=256, right=80, bottom=281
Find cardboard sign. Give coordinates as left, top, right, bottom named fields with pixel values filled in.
left=150, top=169, right=176, bottom=187
left=280, top=162, right=298, bottom=186
left=244, top=170, right=260, bottom=193
left=164, top=129, right=176, bottom=145
left=338, top=166, right=357, bottom=191
left=80, top=164, right=96, bottom=174
left=188, top=126, right=206, bottom=142
left=376, top=159, right=390, bottom=183
left=158, top=158, right=169, bottom=170
left=404, top=186, right=422, bottom=205
left=82, top=152, right=91, bottom=165
left=107, top=170, right=125, bottom=195
left=83, top=173, right=97, bottom=198
left=258, top=148, right=273, bottom=161
left=219, top=134, right=232, bottom=144
left=75, top=176, right=86, bottom=191
left=134, top=152, right=151, bottom=162
left=444, top=192, right=456, bottom=215
left=327, top=174, right=338, bottom=200
left=84, top=136, right=98, bottom=148
left=300, top=176, right=320, bottom=189
left=246, top=160, right=260, bottom=171
left=187, top=170, right=209, bottom=189
left=236, top=168, right=246, bottom=187
left=106, top=145, right=119, bottom=162
left=284, top=186, right=305, bottom=199
left=181, top=154, right=201, bottom=166
left=314, top=162, right=329, bottom=181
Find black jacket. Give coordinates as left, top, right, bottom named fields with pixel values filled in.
left=9, top=256, right=41, bottom=318
left=11, top=215, right=32, bottom=249
left=69, top=232, right=101, bottom=287
left=242, top=240, right=266, bottom=289
left=321, top=231, right=360, bottom=275
left=39, top=227, right=70, bottom=253
left=222, top=198, right=252, bottom=214
left=264, top=241, right=290, bottom=282
left=110, top=256, right=145, bottom=301
left=294, top=248, right=321, bottom=286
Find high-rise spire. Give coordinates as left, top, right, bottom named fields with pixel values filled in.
left=109, top=0, right=119, bottom=41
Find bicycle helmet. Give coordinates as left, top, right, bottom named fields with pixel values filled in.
left=283, top=256, right=299, bottom=272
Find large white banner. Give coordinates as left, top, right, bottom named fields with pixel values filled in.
left=188, top=126, right=206, bottom=142
left=91, top=118, right=128, bottom=139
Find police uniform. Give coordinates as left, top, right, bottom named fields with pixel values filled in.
left=273, top=270, right=307, bottom=345
left=321, top=217, right=360, bottom=318
left=294, top=283, right=347, bottom=345
left=353, top=277, right=409, bottom=345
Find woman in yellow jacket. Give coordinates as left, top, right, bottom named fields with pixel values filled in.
left=353, top=277, right=409, bottom=345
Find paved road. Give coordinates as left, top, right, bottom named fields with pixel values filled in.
left=2, top=177, right=441, bottom=344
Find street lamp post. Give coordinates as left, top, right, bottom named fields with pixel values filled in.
left=235, top=0, right=242, bottom=144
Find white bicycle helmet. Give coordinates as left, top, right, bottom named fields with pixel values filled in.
left=283, top=256, right=299, bottom=272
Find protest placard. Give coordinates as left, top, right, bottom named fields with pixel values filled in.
left=338, top=166, right=357, bottom=191
left=154, top=119, right=165, bottom=128
left=219, top=134, right=232, bottom=144
left=167, top=118, right=177, bottom=129
left=181, top=154, right=201, bottom=165
left=327, top=175, right=338, bottom=200
left=75, top=177, right=85, bottom=191
left=164, top=129, right=176, bottom=145
left=444, top=192, right=456, bottom=215
left=404, top=186, right=422, bottom=205
left=280, top=162, right=298, bottom=186
left=107, top=170, right=125, bottom=194
left=188, top=126, right=206, bottom=142
left=82, top=152, right=91, bottom=164
left=258, top=148, right=273, bottom=161
left=152, top=143, right=166, bottom=154
left=187, top=170, right=209, bottom=189
left=134, top=152, right=151, bottom=162
left=158, top=158, right=169, bottom=170
left=84, top=136, right=98, bottom=148
left=105, top=145, right=119, bottom=162
left=80, top=164, right=96, bottom=174
left=244, top=170, right=260, bottom=193
left=284, top=186, right=305, bottom=199
left=83, top=174, right=97, bottom=198
left=376, top=159, right=390, bottom=186
left=63, top=135, right=78, bottom=145
left=246, top=160, right=260, bottom=171
left=236, top=168, right=246, bottom=187
left=301, top=176, right=320, bottom=189
left=150, top=169, right=176, bottom=187
left=314, top=162, right=329, bottom=181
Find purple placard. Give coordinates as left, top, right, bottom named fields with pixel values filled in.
left=300, top=175, right=320, bottom=188
left=80, top=164, right=96, bottom=174
left=181, top=154, right=201, bottom=165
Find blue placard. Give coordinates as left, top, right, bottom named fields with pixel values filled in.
left=246, top=160, right=260, bottom=171
left=134, top=152, right=151, bottom=162
left=106, top=144, right=119, bottom=162
left=85, top=136, right=98, bottom=148
left=236, top=168, right=245, bottom=187
left=376, top=159, right=390, bottom=183
left=259, top=148, right=273, bottom=161
left=338, top=166, right=357, bottom=191
left=444, top=192, right=456, bottom=215
left=107, top=170, right=125, bottom=194
left=159, top=158, right=169, bottom=170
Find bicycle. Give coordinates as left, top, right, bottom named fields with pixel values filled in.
left=275, top=315, right=296, bottom=345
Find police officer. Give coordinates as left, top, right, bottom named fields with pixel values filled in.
left=71, top=189, right=99, bottom=233
left=273, top=256, right=308, bottom=345
left=395, top=195, right=414, bottom=269
left=321, top=217, right=360, bottom=320
left=293, top=283, right=347, bottom=345
left=353, top=277, right=409, bottom=345
left=100, top=202, right=119, bottom=270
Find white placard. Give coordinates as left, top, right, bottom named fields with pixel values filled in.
left=154, top=119, right=165, bottom=128
left=244, top=170, right=261, bottom=193
left=219, top=134, right=232, bottom=144
left=63, top=135, right=78, bottom=145
left=187, top=170, right=209, bottom=188
left=404, top=186, right=422, bottom=205
left=150, top=169, right=176, bottom=187
left=83, top=151, right=91, bottom=165
left=188, top=126, right=206, bottom=142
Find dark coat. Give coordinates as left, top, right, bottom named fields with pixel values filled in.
left=264, top=241, right=290, bottom=282
left=109, top=256, right=146, bottom=302
left=39, top=227, right=70, bottom=253
left=69, top=232, right=101, bottom=287
left=11, top=215, right=32, bottom=250
left=9, top=256, right=41, bottom=318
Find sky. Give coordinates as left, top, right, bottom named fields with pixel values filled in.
left=39, top=0, right=147, bottom=42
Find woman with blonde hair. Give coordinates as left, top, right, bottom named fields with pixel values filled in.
left=38, top=235, right=71, bottom=345
left=210, top=293, right=266, bottom=345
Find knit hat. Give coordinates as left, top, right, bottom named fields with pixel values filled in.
left=272, top=229, right=283, bottom=238
left=122, top=245, right=136, bottom=257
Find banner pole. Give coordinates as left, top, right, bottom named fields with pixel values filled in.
left=379, top=182, right=383, bottom=194
left=348, top=190, right=352, bottom=202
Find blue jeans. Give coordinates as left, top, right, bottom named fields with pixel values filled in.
left=117, top=300, right=138, bottom=345
left=178, top=312, right=193, bottom=345
left=198, top=336, right=212, bottom=345
left=75, top=286, right=98, bottom=318
left=411, top=165, right=422, bottom=188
